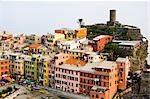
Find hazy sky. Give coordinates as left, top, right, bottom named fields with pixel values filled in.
left=0, top=1, right=150, bottom=63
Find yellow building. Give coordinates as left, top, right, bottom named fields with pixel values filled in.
left=38, top=55, right=51, bottom=86
left=47, top=33, right=65, bottom=43
left=10, top=59, right=24, bottom=79
left=43, top=60, right=49, bottom=86
left=62, top=49, right=85, bottom=59
left=24, top=55, right=39, bottom=81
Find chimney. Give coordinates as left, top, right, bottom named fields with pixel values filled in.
left=110, top=10, right=116, bottom=22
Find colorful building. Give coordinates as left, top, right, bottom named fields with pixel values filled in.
left=0, top=31, right=13, bottom=42
left=0, top=31, right=13, bottom=51
left=116, top=57, right=130, bottom=91
left=0, top=58, right=10, bottom=80
left=38, top=55, right=51, bottom=86
left=80, top=61, right=118, bottom=99
left=24, top=54, right=39, bottom=81
left=11, top=59, right=24, bottom=80
left=91, top=35, right=112, bottom=52
left=55, top=28, right=74, bottom=41
left=29, top=43, right=47, bottom=54
left=13, top=34, right=26, bottom=50
left=47, top=32, right=65, bottom=43
left=74, top=28, right=87, bottom=39
left=55, top=58, right=86, bottom=93
left=26, top=34, right=41, bottom=44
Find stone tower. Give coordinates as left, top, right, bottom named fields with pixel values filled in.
left=110, top=10, right=116, bottom=22
left=107, top=9, right=119, bottom=26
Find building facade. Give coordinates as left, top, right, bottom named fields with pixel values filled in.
left=0, top=58, right=10, bottom=80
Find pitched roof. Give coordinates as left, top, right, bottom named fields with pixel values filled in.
left=29, top=43, right=41, bottom=49
left=65, top=58, right=87, bottom=66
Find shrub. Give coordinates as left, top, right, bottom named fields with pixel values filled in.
left=2, top=89, right=8, bottom=94
left=7, top=87, right=12, bottom=92
left=0, top=92, right=2, bottom=97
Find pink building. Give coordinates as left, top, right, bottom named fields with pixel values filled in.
left=13, top=34, right=26, bottom=49
left=50, top=53, right=70, bottom=87
left=0, top=31, right=13, bottom=42
left=55, top=64, right=80, bottom=93
left=54, top=57, right=86, bottom=94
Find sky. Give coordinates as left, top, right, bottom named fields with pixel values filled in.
left=0, top=1, right=150, bottom=63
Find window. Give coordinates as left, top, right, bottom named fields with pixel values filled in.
left=76, top=72, right=78, bottom=75
left=120, top=68, right=123, bottom=71
left=75, top=78, right=78, bottom=81
left=104, top=82, right=106, bottom=86
left=76, top=84, right=78, bottom=87
left=92, top=95, right=94, bottom=98
left=96, top=95, right=99, bottom=98
left=120, top=72, right=123, bottom=77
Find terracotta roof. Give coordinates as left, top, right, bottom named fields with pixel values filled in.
left=29, top=43, right=41, bottom=49
left=65, top=58, right=87, bottom=66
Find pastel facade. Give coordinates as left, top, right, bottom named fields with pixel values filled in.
left=55, top=64, right=80, bottom=93
left=0, top=32, right=13, bottom=51
left=80, top=61, right=118, bottom=99
left=0, top=31, right=13, bottom=42
left=26, top=34, right=41, bottom=44
left=9, top=53, right=22, bottom=78
left=0, top=58, right=10, bottom=80
left=47, top=33, right=65, bottom=43
left=13, top=34, right=26, bottom=49
left=10, top=59, right=24, bottom=79
left=0, top=41, right=13, bottom=51
left=38, top=55, right=51, bottom=86
left=13, top=43, right=28, bottom=53
left=24, top=55, right=39, bottom=81
left=55, top=28, right=74, bottom=41
left=29, top=43, right=46, bottom=54
left=55, top=58, right=86, bottom=93
left=0, top=31, right=13, bottom=51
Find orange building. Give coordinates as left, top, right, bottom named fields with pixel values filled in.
left=75, top=28, right=87, bottom=39
left=91, top=35, right=112, bottom=52
left=80, top=61, right=118, bottom=99
left=116, top=57, right=129, bottom=91
left=0, top=58, right=10, bottom=80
